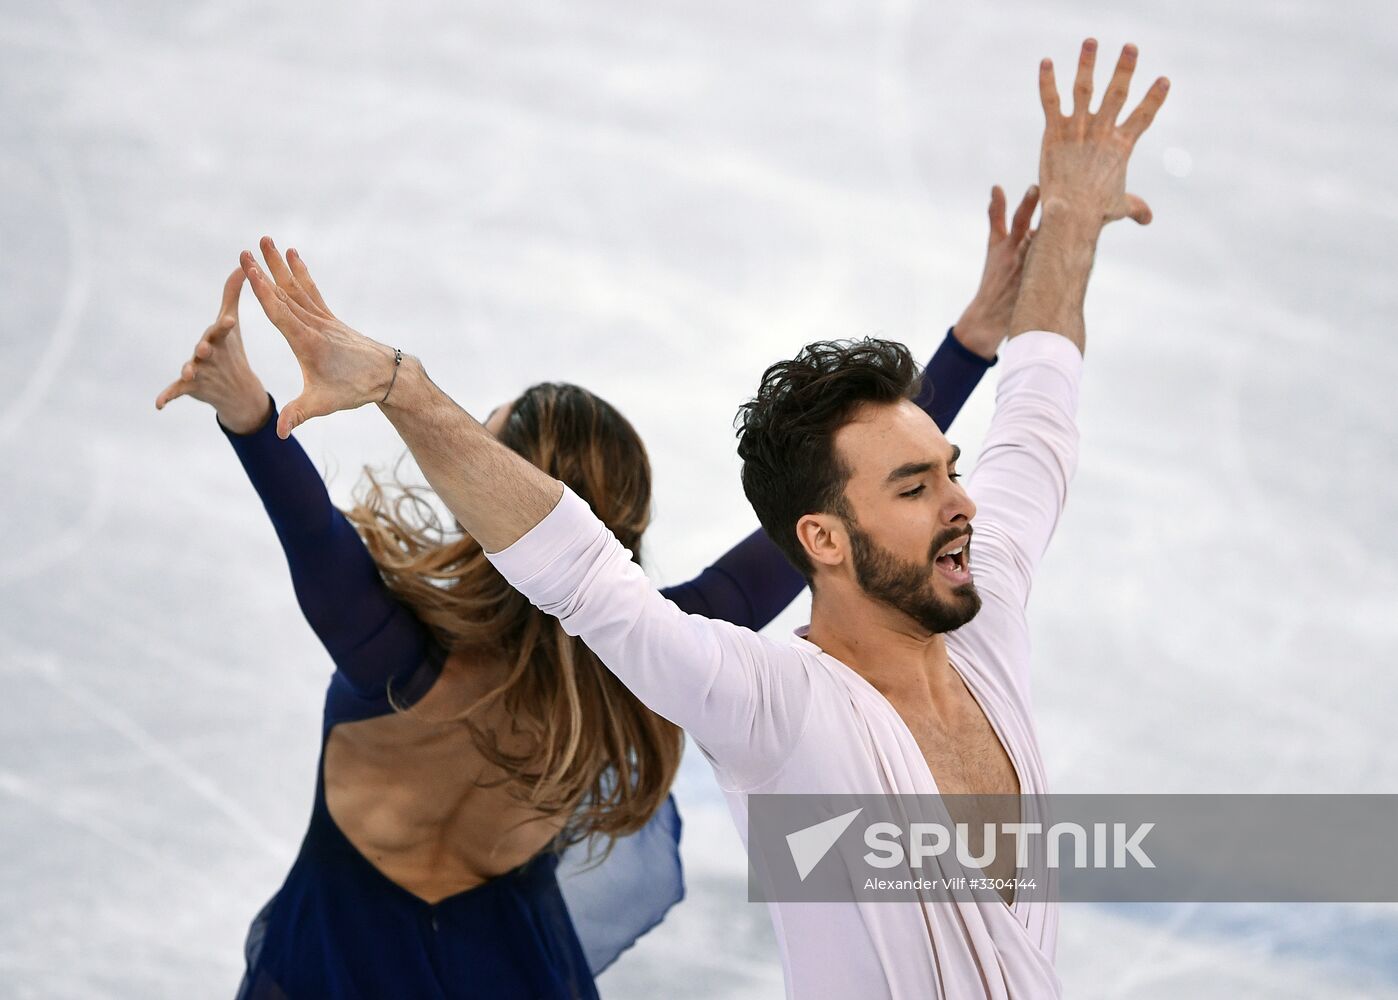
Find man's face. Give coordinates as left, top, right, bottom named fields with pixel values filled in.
left=830, top=399, right=980, bottom=634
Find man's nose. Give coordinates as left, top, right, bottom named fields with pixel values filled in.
left=948, top=484, right=976, bottom=525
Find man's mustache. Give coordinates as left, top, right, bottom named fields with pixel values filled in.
left=927, top=525, right=973, bottom=563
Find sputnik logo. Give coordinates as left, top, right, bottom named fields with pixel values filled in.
left=786, top=808, right=863, bottom=881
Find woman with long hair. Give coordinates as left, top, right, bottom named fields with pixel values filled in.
left=154, top=186, right=1036, bottom=999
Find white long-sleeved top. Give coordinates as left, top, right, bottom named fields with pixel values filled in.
left=486, top=332, right=1082, bottom=999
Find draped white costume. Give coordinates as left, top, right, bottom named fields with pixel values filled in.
left=488, top=332, right=1082, bottom=998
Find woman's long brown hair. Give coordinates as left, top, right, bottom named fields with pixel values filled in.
left=343, top=382, right=682, bottom=848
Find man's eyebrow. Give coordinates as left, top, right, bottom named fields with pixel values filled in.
left=885, top=461, right=933, bottom=483
left=885, top=445, right=961, bottom=485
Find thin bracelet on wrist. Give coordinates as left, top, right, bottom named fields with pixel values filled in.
left=381, top=348, right=403, bottom=403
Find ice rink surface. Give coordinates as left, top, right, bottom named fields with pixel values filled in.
left=2, top=0, right=1396, bottom=996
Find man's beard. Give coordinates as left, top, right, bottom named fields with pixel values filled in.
left=846, top=520, right=981, bottom=634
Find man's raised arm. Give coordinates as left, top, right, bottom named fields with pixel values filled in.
left=376, top=358, right=563, bottom=554
left=234, top=241, right=811, bottom=789
left=1009, top=39, right=1169, bottom=352
left=967, top=40, right=1169, bottom=615
left=235, top=239, right=559, bottom=552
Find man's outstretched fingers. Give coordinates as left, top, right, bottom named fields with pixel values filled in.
left=1039, top=58, right=1062, bottom=123
left=1010, top=186, right=1039, bottom=243
left=259, top=237, right=320, bottom=314
left=272, top=279, right=325, bottom=330
left=286, top=249, right=334, bottom=317
left=1120, top=76, right=1170, bottom=143
left=1096, top=43, right=1139, bottom=127
left=241, top=251, right=312, bottom=341
left=1071, top=38, right=1098, bottom=119
left=276, top=390, right=325, bottom=440
left=1124, top=193, right=1153, bottom=225
left=258, top=236, right=297, bottom=290
left=276, top=401, right=303, bottom=440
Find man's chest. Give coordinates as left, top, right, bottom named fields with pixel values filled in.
left=891, top=679, right=1024, bottom=899
left=895, top=688, right=1020, bottom=799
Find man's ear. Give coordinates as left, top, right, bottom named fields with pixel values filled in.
left=796, top=512, right=847, bottom=573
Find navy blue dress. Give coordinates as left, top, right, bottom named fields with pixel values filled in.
left=226, top=331, right=992, bottom=999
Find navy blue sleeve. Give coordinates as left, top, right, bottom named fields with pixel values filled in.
left=658, top=528, right=804, bottom=629
left=659, top=327, right=993, bottom=629
left=219, top=395, right=432, bottom=700
left=912, top=326, right=998, bottom=430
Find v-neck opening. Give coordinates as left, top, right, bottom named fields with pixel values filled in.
left=791, top=628, right=1026, bottom=913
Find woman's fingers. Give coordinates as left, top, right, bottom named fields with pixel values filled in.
left=203, top=269, right=242, bottom=347
left=204, top=315, right=236, bottom=344
left=1009, top=185, right=1039, bottom=244
left=216, top=267, right=245, bottom=326
left=154, top=377, right=188, bottom=410
left=155, top=355, right=200, bottom=410
left=987, top=185, right=1008, bottom=241
left=159, top=265, right=256, bottom=413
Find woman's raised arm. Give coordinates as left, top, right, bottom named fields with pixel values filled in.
left=156, top=268, right=429, bottom=699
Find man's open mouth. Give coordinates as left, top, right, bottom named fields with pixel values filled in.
left=933, top=536, right=971, bottom=583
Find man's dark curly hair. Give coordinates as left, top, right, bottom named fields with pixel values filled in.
left=735, top=337, right=922, bottom=582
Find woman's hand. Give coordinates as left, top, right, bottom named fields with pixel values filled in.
left=155, top=267, right=271, bottom=434
left=951, top=184, right=1040, bottom=360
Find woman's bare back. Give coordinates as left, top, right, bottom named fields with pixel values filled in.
left=323, top=652, right=567, bottom=903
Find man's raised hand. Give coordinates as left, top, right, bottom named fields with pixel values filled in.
left=239, top=238, right=400, bottom=439
left=1036, top=39, right=1170, bottom=228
